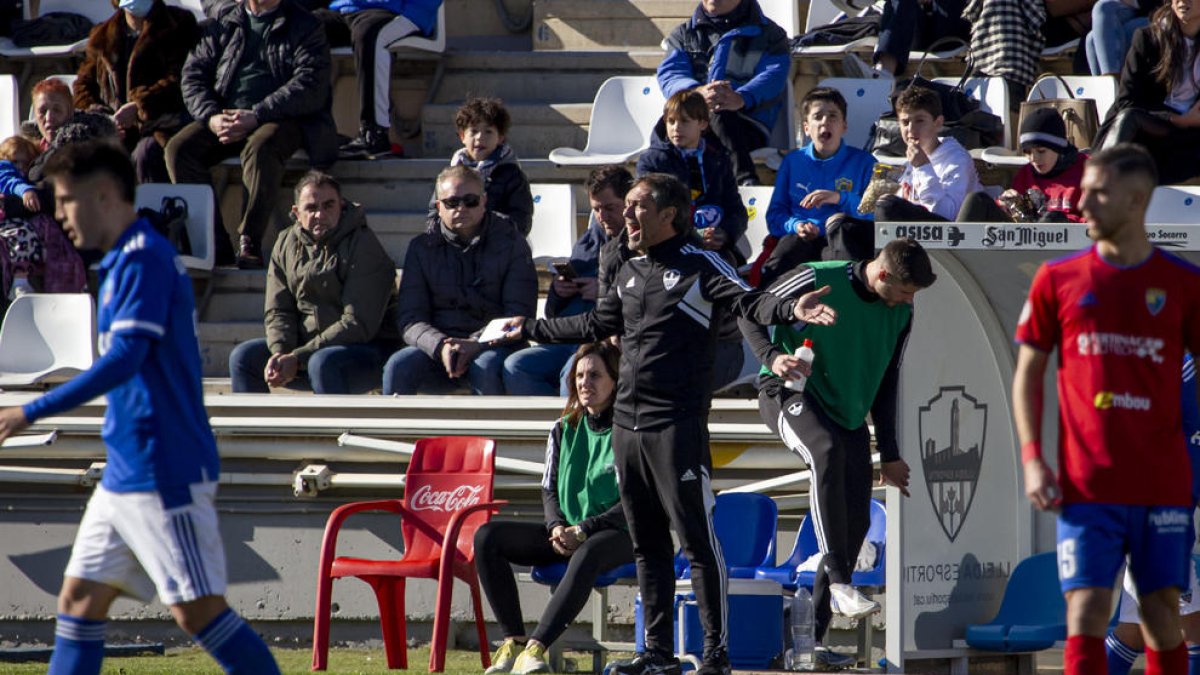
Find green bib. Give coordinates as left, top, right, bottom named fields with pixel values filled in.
left=761, top=261, right=912, bottom=429
left=556, top=417, right=620, bottom=526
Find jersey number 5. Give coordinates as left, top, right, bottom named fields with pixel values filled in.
left=1058, top=539, right=1077, bottom=580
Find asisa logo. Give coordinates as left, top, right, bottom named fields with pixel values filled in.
left=1092, top=391, right=1151, bottom=411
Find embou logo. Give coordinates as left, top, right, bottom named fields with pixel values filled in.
left=919, top=386, right=987, bottom=542
left=409, top=484, right=484, bottom=512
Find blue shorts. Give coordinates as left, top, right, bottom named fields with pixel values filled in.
left=1056, top=503, right=1193, bottom=595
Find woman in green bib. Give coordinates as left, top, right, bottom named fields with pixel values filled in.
left=475, top=342, right=632, bottom=675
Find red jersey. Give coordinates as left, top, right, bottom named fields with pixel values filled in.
left=1015, top=246, right=1200, bottom=506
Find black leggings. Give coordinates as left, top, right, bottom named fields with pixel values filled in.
left=473, top=521, right=634, bottom=647
left=759, top=385, right=873, bottom=642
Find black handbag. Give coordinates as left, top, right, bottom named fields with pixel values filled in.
left=867, top=43, right=1004, bottom=154
left=137, top=196, right=193, bottom=256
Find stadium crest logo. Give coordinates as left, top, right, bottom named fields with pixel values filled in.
left=919, top=386, right=987, bottom=542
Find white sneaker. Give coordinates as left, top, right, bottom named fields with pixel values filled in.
left=485, top=639, right=523, bottom=674
left=829, top=583, right=880, bottom=619
left=512, top=643, right=550, bottom=675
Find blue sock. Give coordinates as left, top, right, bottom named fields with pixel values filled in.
left=1105, top=632, right=1141, bottom=675
left=1188, top=642, right=1200, bottom=675
left=47, top=614, right=105, bottom=675
left=192, top=608, right=279, bottom=675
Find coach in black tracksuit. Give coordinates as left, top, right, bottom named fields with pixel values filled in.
left=502, top=174, right=835, bottom=675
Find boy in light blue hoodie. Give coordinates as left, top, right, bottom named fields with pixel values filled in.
left=755, top=87, right=874, bottom=286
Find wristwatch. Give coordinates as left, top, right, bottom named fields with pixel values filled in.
left=573, top=527, right=587, bottom=543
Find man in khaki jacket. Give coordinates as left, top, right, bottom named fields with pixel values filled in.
left=228, top=170, right=398, bottom=394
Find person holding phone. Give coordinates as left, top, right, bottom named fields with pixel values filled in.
left=382, top=165, right=537, bottom=395
left=503, top=166, right=634, bottom=396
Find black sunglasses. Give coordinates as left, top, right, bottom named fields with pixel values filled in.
left=439, top=194, right=482, bottom=209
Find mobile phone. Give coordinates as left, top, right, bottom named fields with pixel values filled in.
left=551, top=261, right=577, bottom=279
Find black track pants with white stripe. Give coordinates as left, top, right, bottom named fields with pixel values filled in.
left=759, top=385, right=872, bottom=641
left=613, top=419, right=728, bottom=659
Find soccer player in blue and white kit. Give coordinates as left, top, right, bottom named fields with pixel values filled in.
left=0, top=143, right=279, bottom=674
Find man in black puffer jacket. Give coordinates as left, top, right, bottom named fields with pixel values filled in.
left=167, top=0, right=336, bottom=269
left=383, top=165, right=538, bottom=396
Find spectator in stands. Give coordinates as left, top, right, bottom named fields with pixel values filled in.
left=757, top=87, right=875, bottom=285
left=0, top=135, right=45, bottom=298
left=74, top=0, right=200, bottom=184
left=658, top=0, right=790, bottom=185
left=0, top=136, right=41, bottom=216
left=476, top=341, right=633, bottom=675
left=958, top=108, right=1088, bottom=222
left=637, top=90, right=747, bottom=264
left=877, top=86, right=981, bottom=221
left=384, top=165, right=537, bottom=395
left=314, top=0, right=440, bottom=158
left=26, top=78, right=76, bottom=155
left=964, top=0, right=1046, bottom=105
left=1094, top=1, right=1200, bottom=184
left=1085, top=0, right=1161, bottom=76
left=426, top=97, right=533, bottom=235
left=841, top=0, right=970, bottom=82
left=503, top=165, right=632, bottom=397
left=167, top=0, right=336, bottom=269
left=228, top=171, right=398, bottom=394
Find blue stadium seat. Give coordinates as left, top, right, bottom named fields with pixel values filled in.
left=964, top=552, right=1065, bottom=652
left=679, top=492, right=778, bottom=579
left=754, top=498, right=886, bottom=591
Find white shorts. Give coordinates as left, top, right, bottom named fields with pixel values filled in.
left=64, top=482, right=227, bottom=605
left=1118, top=558, right=1200, bottom=623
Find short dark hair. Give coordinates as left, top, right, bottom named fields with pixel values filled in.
left=881, top=237, right=936, bottom=288
left=633, top=173, right=691, bottom=234
left=562, top=341, right=621, bottom=425
left=664, top=89, right=709, bottom=123
left=434, top=164, right=484, bottom=197
left=894, top=86, right=942, bottom=119
left=42, top=141, right=136, bottom=204
left=585, top=164, right=634, bottom=199
left=1086, top=142, right=1159, bottom=187
left=293, top=170, right=342, bottom=203
left=454, top=96, right=511, bottom=136
left=800, top=86, right=848, bottom=119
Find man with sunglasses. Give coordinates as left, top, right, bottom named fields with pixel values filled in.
left=382, top=165, right=537, bottom=395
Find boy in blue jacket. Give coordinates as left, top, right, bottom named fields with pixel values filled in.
left=637, top=90, right=748, bottom=264
left=0, top=135, right=41, bottom=215
left=756, top=87, right=874, bottom=286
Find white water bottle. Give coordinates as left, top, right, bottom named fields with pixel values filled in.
left=786, top=586, right=815, bottom=670
left=784, top=339, right=815, bottom=392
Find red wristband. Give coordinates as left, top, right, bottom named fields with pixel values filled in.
left=1020, top=440, right=1043, bottom=463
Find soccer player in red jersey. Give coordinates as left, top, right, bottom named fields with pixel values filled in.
left=1013, top=144, right=1200, bottom=675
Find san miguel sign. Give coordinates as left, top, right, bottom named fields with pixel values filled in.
left=918, top=386, right=987, bottom=542
left=878, top=222, right=1200, bottom=250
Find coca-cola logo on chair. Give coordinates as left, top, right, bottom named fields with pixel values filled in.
left=409, top=484, right=485, bottom=512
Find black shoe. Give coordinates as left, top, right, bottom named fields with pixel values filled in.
left=696, top=648, right=731, bottom=675
left=235, top=235, right=263, bottom=270
left=606, top=651, right=681, bottom=675
left=340, top=123, right=391, bottom=158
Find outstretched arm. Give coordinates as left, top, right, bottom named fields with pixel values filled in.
left=1013, top=344, right=1057, bottom=511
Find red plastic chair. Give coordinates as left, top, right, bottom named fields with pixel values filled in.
left=311, top=436, right=506, bottom=672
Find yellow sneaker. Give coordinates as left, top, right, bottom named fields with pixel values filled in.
left=512, top=642, right=550, bottom=674
left=485, top=639, right=523, bottom=674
